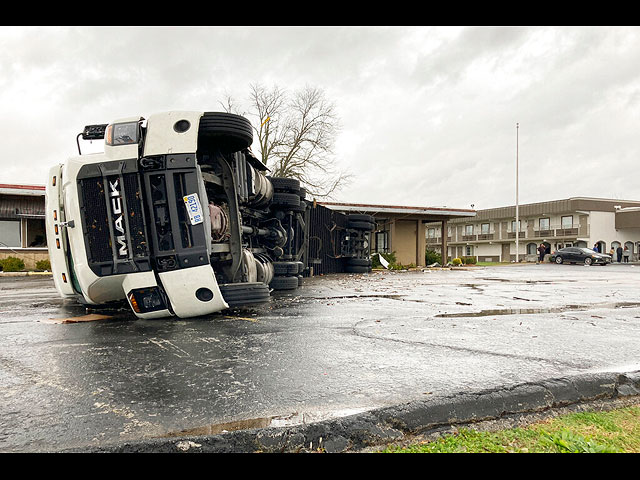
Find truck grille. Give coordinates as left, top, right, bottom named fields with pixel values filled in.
left=78, top=165, right=151, bottom=276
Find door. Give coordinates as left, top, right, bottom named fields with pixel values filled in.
left=502, top=243, right=510, bottom=262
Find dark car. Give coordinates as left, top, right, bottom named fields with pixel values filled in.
left=551, top=247, right=611, bottom=265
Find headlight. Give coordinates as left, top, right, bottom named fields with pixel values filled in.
left=127, top=287, right=167, bottom=314
left=105, top=121, right=139, bottom=146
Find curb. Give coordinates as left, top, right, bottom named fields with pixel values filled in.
left=71, top=370, right=640, bottom=453
left=0, top=271, right=52, bottom=276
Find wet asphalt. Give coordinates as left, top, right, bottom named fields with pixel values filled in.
left=1, top=263, right=640, bottom=452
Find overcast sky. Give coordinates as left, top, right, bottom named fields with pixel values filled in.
left=2, top=26, right=640, bottom=210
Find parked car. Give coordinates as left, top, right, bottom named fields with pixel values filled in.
left=551, top=247, right=611, bottom=265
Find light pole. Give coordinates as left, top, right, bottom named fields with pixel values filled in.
left=515, top=123, right=519, bottom=263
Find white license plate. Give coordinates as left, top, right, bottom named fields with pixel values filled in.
left=183, top=193, right=204, bottom=225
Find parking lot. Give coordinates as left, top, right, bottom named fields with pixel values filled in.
left=1, top=263, right=640, bottom=452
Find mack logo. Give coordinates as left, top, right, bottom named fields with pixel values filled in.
left=109, top=179, right=128, bottom=257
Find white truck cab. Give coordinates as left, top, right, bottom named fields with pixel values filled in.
left=45, top=111, right=309, bottom=319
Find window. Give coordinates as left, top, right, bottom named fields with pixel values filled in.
left=511, top=220, right=521, bottom=232
left=428, top=228, right=435, bottom=238
left=561, top=215, right=573, bottom=228
left=375, top=231, right=389, bottom=253
left=465, top=225, right=473, bottom=235
left=0, top=220, right=21, bottom=247
left=539, top=217, right=550, bottom=230
left=465, top=245, right=473, bottom=256
left=481, top=223, right=490, bottom=234
left=26, top=218, right=47, bottom=247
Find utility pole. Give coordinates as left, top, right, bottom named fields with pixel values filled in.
left=515, top=123, right=519, bottom=263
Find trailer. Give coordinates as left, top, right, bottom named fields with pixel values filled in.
left=45, top=111, right=373, bottom=319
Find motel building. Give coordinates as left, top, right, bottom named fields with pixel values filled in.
left=425, top=197, right=640, bottom=263
left=0, top=184, right=48, bottom=269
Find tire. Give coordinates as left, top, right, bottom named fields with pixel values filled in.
left=347, top=258, right=371, bottom=267
left=271, top=192, right=301, bottom=208
left=219, top=282, right=271, bottom=307
left=555, top=256, right=563, bottom=264
left=584, top=257, right=593, bottom=265
left=348, top=220, right=375, bottom=231
left=198, top=112, right=253, bottom=153
left=269, top=275, right=299, bottom=290
left=270, top=177, right=300, bottom=193
left=345, top=265, right=370, bottom=273
left=347, top=214, right=375, bottom=224
left=273, top=261, right=300, bottom=276
left=291, top=200, right=307, bottom=213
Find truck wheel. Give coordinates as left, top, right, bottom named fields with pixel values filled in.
left=219, top=282, right=271, bottom=307
left=348, top=220, right=375, bottom=231
left=269, top=276, right=299, bottom=290
left=198, top=112, right=253, bottom=154
left=270, top=177, right=301, bottom=193
left=291, top=200, right=307, bottom=213
left=347, top=214, right=375, bottom=223
left=345, top=265, right=370, bottom=273
left=348, top=258, right=372, bottom=267
left=273, top=261, right=300, bottom=276
left=272, top=192, right=301, bottom=207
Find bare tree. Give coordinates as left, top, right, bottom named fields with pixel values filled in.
left=223, top=83, right=351, bottom=199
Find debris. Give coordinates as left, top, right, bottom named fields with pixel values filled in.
left=44, top=314, right=112, bottom=324
left=175, top=440, right=201, bottom=452
left=376, top=253, right=390, bottom=269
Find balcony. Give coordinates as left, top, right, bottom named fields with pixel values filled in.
left=427, top=236, right=451, bottom=245
left=532, top=225, right=584, bottom=238
left=477, top=233, right=494, bottom=241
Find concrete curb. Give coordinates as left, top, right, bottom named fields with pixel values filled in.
left=0, top=271, right=52, bottom=276
left=72, top=370, right=640, bottom=453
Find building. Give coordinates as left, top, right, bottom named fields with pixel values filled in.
left=0, top=184, right=48, bottom=269
left=425, top=197, right=640, bottom=262
left=1, top=184, right=477, bottom=271
left=320, top=202, right=476, bottom=266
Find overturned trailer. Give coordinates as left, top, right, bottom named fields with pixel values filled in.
left=45, top=111, right=373, bottom=319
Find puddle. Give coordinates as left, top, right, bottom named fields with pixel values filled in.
left=435, top=302, right=640, bottom=318
left=161, top=408, right=369, bottom=438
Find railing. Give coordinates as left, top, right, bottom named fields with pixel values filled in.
left=432, top=224, right=588, bottom=243
left=427, top=236, right=451, bottom=244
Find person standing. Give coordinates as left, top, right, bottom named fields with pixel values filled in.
left=537, top=243, right=546, bottom=263
left=624, top=246, right=630, bottom=263
left=609, top=247, right=615, bottom=260
left=593, top=244, right=599, bottom=253
left=617, top=245, right=623, bottom=263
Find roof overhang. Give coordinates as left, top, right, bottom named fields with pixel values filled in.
left=319, top=201, right=476, bottom=221
left=0, top=184, right=46, bottom=196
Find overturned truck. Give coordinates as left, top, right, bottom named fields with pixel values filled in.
left=45, top=111, right=374, bottom=319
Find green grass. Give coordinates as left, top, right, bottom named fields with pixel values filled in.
left=379, top=403, right=640, bottom=453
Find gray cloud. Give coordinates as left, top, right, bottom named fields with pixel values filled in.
left=2, top=26, right=640, bottom=210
